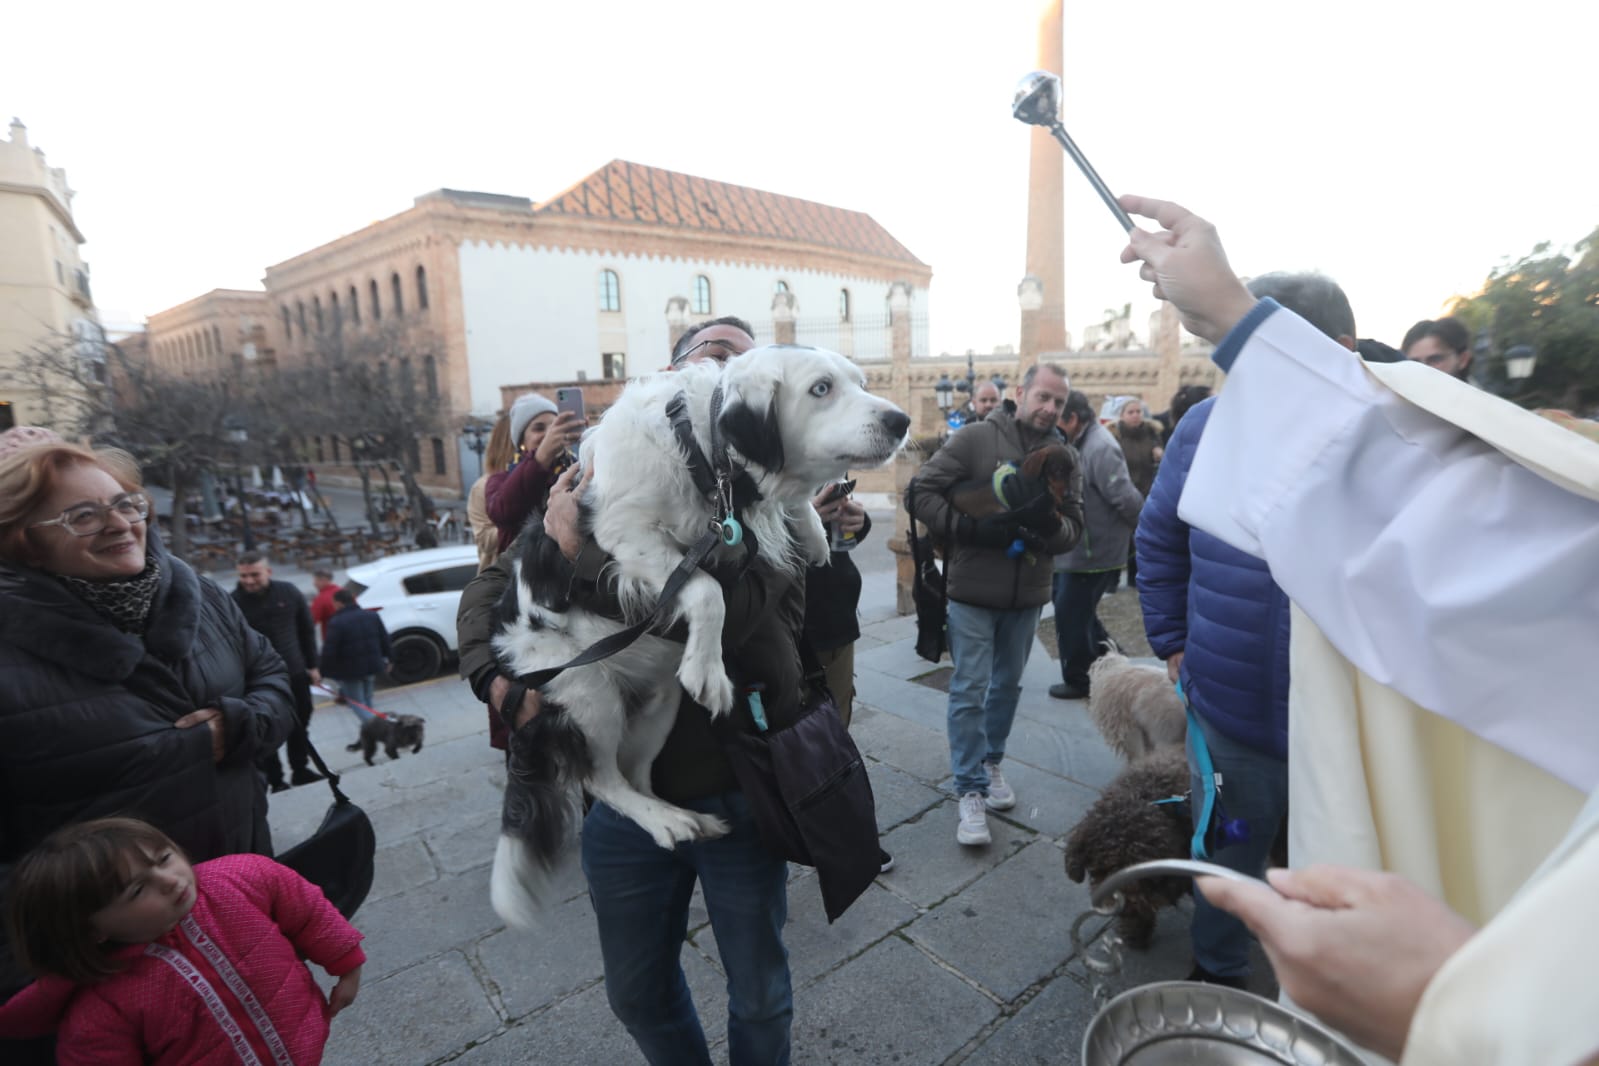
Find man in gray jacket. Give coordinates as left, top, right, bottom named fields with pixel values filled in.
left=910, top=363, right=1084, bottom=846
left=1051, top=390, right=1145, bottom=699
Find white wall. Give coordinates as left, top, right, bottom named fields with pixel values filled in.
left=456, top=241, right=928, bottom=415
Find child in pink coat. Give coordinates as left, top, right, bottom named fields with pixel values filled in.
left=0, top=817, right=365, bottom=1065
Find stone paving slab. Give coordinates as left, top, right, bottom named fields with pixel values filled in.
left=448, top=981, right=638, bottom=1066
left=791, top=936, right=1000, bottom=1066
left=849, top=702, right=957, bottom=783
left=324, top=951, right=501, bottom=1066
left=474, top=892, right=604, bottom=1019
left=876, top=800, right=1034, bottom=909
left=906, top=838, right=1087, bottom=1003
left=356, top=865, right=504, bottom=981
left=960, top=968, right=1099, bottom=1065
left=866, top=759, right=946, bottom=831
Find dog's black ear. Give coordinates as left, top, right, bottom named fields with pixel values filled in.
left=718, top=396, right=784, bottom=474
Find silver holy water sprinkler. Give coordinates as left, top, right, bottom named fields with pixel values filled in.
left=1012, top=70, right=1134, bottom=233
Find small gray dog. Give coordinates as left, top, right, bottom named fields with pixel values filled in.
left=1087, top=652, right=1187, bottom=761
left=346, top=713, right=426, bottom=765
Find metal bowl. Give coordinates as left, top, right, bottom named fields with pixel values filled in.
left=1083, top=982, right=1366, bottom=1065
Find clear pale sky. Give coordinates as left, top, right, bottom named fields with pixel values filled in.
left=6, top=0, right=1596, bottom=356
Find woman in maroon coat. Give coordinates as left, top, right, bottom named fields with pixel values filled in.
left=485, top=393, right=584, bottom=553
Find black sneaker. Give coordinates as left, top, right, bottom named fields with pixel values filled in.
left=1186, top=964, right=1249, bottom=990
left=290, top=767, right=325, bottom=786
left=878, top=849, right=895, bottom=874
left=269, top=780, right=290, bottom=794
left=1049, top=683, right=1090, bottom=700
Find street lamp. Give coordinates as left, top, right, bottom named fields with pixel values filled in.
left=462, top=419, right=492, bottom=479
left=934, top=374, right=954, bottom=411
left=223, top=417, right=256, bottom=553
left=1505, top=344, right=1537, bottom=381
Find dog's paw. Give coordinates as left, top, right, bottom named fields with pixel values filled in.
left=637, top=804, right=710, bottom=850
left=678, top=657, right=735, bottom=716
left=691, top=812, right=731, bottom=839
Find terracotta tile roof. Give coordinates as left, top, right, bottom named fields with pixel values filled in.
left=534, top=160, right=926, bottom=267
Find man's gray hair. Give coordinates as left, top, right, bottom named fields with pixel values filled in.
left=1246, top=272, right=1356, bottom=343
left=1020, top=361, right=1070, bottom=393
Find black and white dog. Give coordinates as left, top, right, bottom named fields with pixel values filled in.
left=490, top=345, right=909, bottom=927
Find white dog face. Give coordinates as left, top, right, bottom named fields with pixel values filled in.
left=717, top=345, right=910, bottom=485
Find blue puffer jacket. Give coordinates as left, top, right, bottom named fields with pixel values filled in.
left=1135, top=397, right=1289, bottom=759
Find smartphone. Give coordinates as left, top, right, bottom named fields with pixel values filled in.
left=555, top=387, right=585, bottom=422
left=819, top=478, right=857, bottom=506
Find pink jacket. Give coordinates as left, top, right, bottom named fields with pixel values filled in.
left=0, top=854, right=365, bottom=1065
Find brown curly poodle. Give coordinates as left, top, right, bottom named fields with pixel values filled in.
left=1063, top=747, right=1192, bottom=949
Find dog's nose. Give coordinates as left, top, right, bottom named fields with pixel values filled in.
left=878, top=409, right=911, bottom=439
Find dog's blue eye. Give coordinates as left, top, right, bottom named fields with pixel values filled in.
left=809, top=380, right=831, bottom=398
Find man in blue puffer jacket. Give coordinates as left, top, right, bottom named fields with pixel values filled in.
left=1136, top=271, right=1358, bottom=988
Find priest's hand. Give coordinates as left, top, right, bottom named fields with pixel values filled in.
left=1118, top=196, right=1258, bottom=344
left=1197, top=865, right=1475, bottom=1061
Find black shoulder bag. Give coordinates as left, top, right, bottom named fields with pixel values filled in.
left=712, top=641, right=881, bottom=923
left=906, top=479, right=953, bottom=664
left=277, top=734, right=376, bottom=920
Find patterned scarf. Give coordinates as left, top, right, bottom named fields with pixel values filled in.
left=58, top=556, right=163, bottom=634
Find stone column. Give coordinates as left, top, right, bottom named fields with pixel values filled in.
left=1152, top=300, right=1181, bottom=410
left=1020, top=0, right=1067, bottom=364
left=1017, top=274, right=1045, bottom=373
left=887, top=280, right=919, bottom=615
left=665, top=296, right=690, bottom=355
left=772, top=290, right=797, bottom=345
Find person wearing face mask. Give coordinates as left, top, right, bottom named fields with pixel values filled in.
left=484, top=392, right=585, bottom=555
left=0, top=443, right=295, bottom=1064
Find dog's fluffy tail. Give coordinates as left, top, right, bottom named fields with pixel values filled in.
left=492, top=702, right=592, bottom=928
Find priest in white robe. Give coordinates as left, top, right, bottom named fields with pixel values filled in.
left=1116, top=194, right=1599, bottom=1066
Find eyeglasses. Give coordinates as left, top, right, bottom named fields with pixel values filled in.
left=676, top=338, right=747, bottom=366
left=31, top=492, right=151, bottom=537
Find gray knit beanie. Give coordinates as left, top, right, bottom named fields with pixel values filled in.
left=508, top=393, right=558, bottom=446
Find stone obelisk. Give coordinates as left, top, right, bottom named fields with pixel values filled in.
left=1019, top=0, right=1067, bottom=370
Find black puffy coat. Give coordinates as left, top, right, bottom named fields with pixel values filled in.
left=0, top=535, right=295, bottom=992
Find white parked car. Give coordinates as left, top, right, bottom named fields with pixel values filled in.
left=342, top=545, right=479, bottom=685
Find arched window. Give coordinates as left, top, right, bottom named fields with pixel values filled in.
left=376, top=361, right=390, bottom=392
left=416, top=265, right=429, bottom=310
left=213, top=325, right=223, bottom=353
left=330, top=436, right=341, bottom=462
left=349, top=285, right=360, bottom=325
left=281, top=307, right=291, bottom=340
left=314, top=436, right=326, bottom=463
left=369, top=279, right=381, bottom=321
left=432, top=437, right=446, bottom=475
left=423, top=355, right=438, bottom=398
left=330, top=291, right=341, bottom=330
left=399, top=356, right=415, bottom=402
left=839, top=288, right=851, bottom=322
left=598, top=269, right=620, bottom=312
left=297, top=301, right=307, bottom=336
left=391, top=272, right=404, bottom=315
left=693, top=275, right=712, bottom=315
left=313, top=296, right=323, bottom=332
left=774, top=280, right=789, bottom=293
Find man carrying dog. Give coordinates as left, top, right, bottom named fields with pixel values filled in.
left=1137, top=271, right=1358, bottom=989
left=909, top=363, right=1083, bottom=846
left=458, top=316, right=810, bottom=1065
left=1049, top=389, right=1144, bottom=701
left=232, top=552, right=323, bottom=792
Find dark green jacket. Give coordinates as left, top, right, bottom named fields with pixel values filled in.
left=909, top=408, right=1085, bottom=609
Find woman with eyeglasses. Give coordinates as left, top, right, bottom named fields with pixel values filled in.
left=0, top=441, right=295, bottom=1063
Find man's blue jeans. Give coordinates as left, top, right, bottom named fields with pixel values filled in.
left=582, top=790, right=791, bottom=1066
left=945, top=599, right=1042, bottom=796
left=1186, top=710, right=1288, bottom=977
left=335, top=676, right=379, bottom=722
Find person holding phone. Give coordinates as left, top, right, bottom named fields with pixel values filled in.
left=484, top=392, right=584, bottom=556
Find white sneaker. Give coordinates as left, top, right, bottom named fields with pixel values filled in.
left=957, top=792, right=991, bottom=846
left=984, top=762, right=1016, bottom=811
